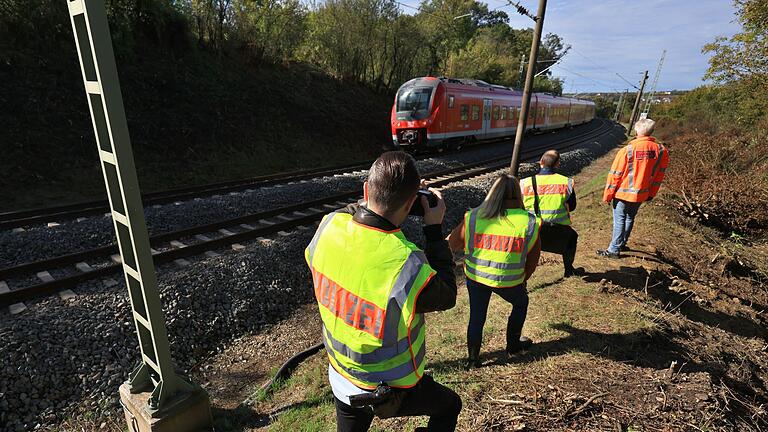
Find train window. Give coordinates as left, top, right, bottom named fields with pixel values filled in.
left=501, top=107, right=507, bottom=120
left=448, top=95, right=455, bottom=108
left=460, top=104, right=468, bottom=121
left=471, top=105, right=480, bottom=120
left=493, top=106, right=499, bottom=120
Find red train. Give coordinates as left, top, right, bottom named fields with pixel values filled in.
left=391, top=76, right=596, bottom=150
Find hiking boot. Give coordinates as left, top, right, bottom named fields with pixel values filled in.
left=564, top=266, right=586, bottom=278
left=506, top=336, right=533, bottom=356
left=466, top=342, right=482, bottom=369
left=620, top=245, right=630, bottom=252
left=596, top=249, right=620, bottom=259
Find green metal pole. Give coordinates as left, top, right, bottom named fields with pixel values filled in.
left=65, top=0, right=193, bottom=413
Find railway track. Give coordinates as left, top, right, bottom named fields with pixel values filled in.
left=0, top=160, right=380, bottom=231
left=0, top=119, right=618, bottom=308
left=0, top=120, right=608, bottom=231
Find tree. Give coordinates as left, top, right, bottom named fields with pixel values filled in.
left=703, top=0, right=768, bottom=86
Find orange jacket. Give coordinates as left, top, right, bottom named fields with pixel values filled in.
left=603, top=136, right=669, bottom=203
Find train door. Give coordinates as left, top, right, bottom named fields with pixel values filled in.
left=528, top=95, right=538, bottom=131
left=482, top=99, right=492, bottom=138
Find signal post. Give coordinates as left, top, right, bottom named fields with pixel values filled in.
left=64, top=1, right=212, bottom=430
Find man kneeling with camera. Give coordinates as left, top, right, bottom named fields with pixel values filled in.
left=305, top=151, right=462, bottom=432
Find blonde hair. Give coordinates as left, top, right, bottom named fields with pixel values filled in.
left=477, top=174, right=523, bottom=219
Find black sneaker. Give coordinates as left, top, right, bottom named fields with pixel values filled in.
left=564, top=267, right=586, bottom=278
left=620, top=245, right=630, bottom=252
left=596, top=249, right=620, bottom=258
left=507, top=336, right=533, bottom=355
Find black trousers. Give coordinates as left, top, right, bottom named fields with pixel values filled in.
left=334, top=375, right=462, bottom=432
left=539, top=224, right=578, bottom=273
left=466, top=278, right=528, bottom=349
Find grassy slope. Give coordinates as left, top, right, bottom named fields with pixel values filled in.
left=239, top=149, right=767, bottom=431
left=0, top=47, right=390, bottom=211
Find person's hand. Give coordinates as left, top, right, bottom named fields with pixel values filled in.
left=422, top=188, right=446, bottom=226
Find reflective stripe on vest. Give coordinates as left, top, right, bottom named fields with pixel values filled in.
left=305, top=211, right=433, bottom=389
left=326, top=337, right=427, bottom=384
left=627, top=144, right=634, bottom=191
left=463, top=208, right=539, bottom=288
left=651, top=144, right=666, bottom=178
left=520, top=174, right=572, bottom=226
left=618, top=142, right=663, bottom=197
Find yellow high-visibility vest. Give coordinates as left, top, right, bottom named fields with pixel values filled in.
left=305, top=212, right=435, bottom=389
left=520, top=173, right=573, bottom=225
left=463, top=208, right=540, bottom=288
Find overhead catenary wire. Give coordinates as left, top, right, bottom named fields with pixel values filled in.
left=551, top=63, right=623, bottom=92
left=557, top=47, right=638, bottom=91
left=397, top=0, right=628, bottom=94
left=615, top=72, right=641, bottom=90
left=393, top=1, right=457, bottom=23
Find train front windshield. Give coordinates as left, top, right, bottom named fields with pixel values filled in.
left=396, top=87, right=432, bottom=120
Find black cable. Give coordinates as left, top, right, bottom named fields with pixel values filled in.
left=259, top=342, right=325, bottom=396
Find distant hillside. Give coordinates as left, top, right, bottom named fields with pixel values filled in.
left=0, top=47, right=391, bottom=211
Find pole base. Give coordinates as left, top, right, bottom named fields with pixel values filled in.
left=119, top=382, right=213, bottom=432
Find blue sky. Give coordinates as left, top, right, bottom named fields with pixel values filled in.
left=402, top=0, right=742, bottom=93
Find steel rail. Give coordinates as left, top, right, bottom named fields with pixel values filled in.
left=0, top=120, right=606, bottom=230
left=0, top=119, right=619, bottom=307
left=0, top=160, right=377, bottom=230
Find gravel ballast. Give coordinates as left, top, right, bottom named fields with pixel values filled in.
left=0, top=123, right=624, bottom=431
left=0, top=140, right=513, bottom=269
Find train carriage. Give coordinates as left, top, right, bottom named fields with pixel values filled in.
left=391, top=77, right=596, bottom=150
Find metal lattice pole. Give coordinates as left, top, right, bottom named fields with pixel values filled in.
left=627, top=71, right=649, bottom=136
left=614, top=90, right=627, bottom=122
left=65, top=0, right=192, bottom=412
left=642, top=50, right=666, bottom=117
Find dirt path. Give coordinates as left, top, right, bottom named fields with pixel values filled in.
left=201, top=148, right=768, bottom=431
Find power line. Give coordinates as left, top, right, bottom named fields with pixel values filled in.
left=551, top=64, right=622, bottom=92
left=615, top=72, right=640, bottom=90
left=393, top=1, right=456, bottom=24
left=566, top=47, right=640, bottom=90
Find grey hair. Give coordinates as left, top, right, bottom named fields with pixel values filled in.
left=477, top=174, right=523, bottom=219
left=634, top=118, right=655, bottom=136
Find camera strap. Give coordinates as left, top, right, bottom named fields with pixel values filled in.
left=531, top=174, right=542, bottom=218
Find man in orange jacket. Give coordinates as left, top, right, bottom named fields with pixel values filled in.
left=597, top=118, right=669, bottom=258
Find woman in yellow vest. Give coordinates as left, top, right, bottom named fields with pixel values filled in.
left=448, top=174, right=541, bottom=368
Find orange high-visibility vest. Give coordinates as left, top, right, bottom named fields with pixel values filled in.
left=604, top=136, right=669, bottom=203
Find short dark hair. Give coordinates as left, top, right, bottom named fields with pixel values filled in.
left=367, top=151, right=421, bottom=211
left=541, top=150, right=560, bottom=168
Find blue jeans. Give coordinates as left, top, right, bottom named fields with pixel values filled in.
left=466, top=278, right=528, bottom=348
left=608, top=199, right=642, bottom=253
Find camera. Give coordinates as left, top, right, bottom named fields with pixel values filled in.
left=409, top=189, right=438, bottom=216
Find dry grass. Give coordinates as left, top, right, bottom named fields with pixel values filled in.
left=211, top=148, right=767, bottom=431
left=65, top=147, right=767, bottom=431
